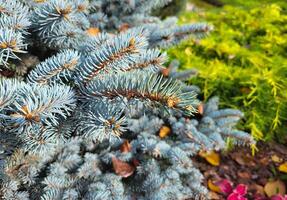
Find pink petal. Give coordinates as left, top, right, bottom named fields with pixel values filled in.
left=233, top=184, right=248, bottom=195
left=227, top=193, right=247, bottom=200
left=227, top=193, right=240, bottom=200
left=216, top=179, right=233, bottom=194
left=271, top=195, right=287, bottom=200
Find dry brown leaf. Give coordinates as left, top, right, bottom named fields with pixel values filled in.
left=271, top=155, right=283, bottom=163
left=240, top=87, right=252, bottom=94
left=118, top=23, right=130, bottom=32
left=0, top=69, right=15, bottom=77
left=159, top=126, right=171, bottom=139
left=232, top=153, right=255, bottom=166
left=259, top=157, right=270, bottom=166
left=249, top=184, right=265, bottom=196
left=199, top=150, right=220, bottom=166
left=161, top=68, right=170, bottom=77
left=112, top=157, right=135, bottom=178
left=237, top=171, right=251, bottom=179
left=278, top=162, right=287, bottom=173
left=264, top=180, right=286, bottom=197
left=234, top=156, right=246, bottom=166
left=120, top=140, right=132, bottom=153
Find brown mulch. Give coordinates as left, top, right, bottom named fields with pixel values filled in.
left=192, top=142, right=287, bottom=199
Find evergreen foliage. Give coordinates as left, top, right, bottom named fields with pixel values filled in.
left=0, top=0, right=254, bottom=199
left=0, top=0, right=212, bottom=67
left=0, top=0, right=30, bottom=66
left=29, top=0, right=212, bottom=49
left=168, top=1, right=287, bottom=142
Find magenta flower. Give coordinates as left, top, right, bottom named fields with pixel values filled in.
left=227, top=184, right=248, bottom=200
left=233, top=184, right=248, bottom=195
left=216, top=179, right=248, bottom=200
left=227, top=193, right=247, bottom=200
left=216, top=179, right=233, bottom=194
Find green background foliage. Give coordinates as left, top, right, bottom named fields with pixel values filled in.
left=168, top=0, right=287, bottom=142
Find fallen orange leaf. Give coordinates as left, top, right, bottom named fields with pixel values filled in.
left=198, top=103, right=204, bottom=115
left=120, top=140, right=132, bottom=153
left=112, top=156, right=135, bottom=178
left=208, top=179, right=221, bottom=193
left=278, top=162, right=287, bottom=173
left=199, top=150, right=220, bottom=166
left=159, top=126, right=171, bottom=139
left=86, top=27, right=100, bottom=36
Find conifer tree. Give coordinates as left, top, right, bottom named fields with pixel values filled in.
left=0, top=1, right=254, bottom=199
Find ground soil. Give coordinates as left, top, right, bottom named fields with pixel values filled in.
left=192, top=142, right=287, bottom=199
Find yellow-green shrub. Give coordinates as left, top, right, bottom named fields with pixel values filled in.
left=168, top=2, right=287, bottom=142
